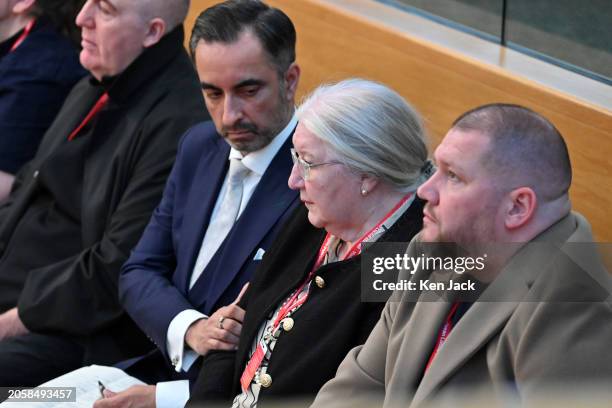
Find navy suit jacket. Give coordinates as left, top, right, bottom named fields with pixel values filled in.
left=0, top=18, right=85, bottom=173
left=118, top=121, right=299, bottom=381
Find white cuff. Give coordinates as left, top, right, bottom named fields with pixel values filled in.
left=182, top=349, right=199, bottom=372
left=166, top=309, right=206, bottom=372
left=156, top=380, right=190, bottom=408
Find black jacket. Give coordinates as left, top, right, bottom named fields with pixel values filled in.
left=0, top=26, right=208, bottom=364
left=189, top=198, right=425, bottom=406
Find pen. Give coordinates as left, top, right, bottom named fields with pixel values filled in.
left=98, top=380, right=106, bottom=398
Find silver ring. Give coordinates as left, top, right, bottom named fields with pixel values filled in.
left=218, top=316, right=225, bottom=330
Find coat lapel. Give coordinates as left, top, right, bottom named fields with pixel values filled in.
left=409, top=241, right=555, bottom=406
left=411, top=300, right=519, bottom=406
left=387, top=299, right=453, bottom=404
left=239, top=220, right=322, bottom=360
left=175, top=137, right=229, bottom=293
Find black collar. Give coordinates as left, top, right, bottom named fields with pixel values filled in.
left=89, top=25, right=186, bottom=104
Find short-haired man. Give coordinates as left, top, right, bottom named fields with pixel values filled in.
left=312, top=104, right=612, bottom=407
left=0, top=0, right=207, bottom=386
left=95, top=1, right=301, bottom=406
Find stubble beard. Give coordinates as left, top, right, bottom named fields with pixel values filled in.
left=224, top=90, right=293, bottom=154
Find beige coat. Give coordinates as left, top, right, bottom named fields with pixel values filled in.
left=312, top=212, right=612, bottom=407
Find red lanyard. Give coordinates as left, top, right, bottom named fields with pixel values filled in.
left=9, top=19, right=35, bottom=52
left=425, top=302, right=460, bottom=372
left=67, top=93, right=109, bottom=141
left=268, top=238, right=329, bottom=330
left=240, top=192, right=413, bottom=391
left=272, top=192, right=413, bottom=330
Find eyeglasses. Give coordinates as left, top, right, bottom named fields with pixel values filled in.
left=290, top=148, right=341, bottom=180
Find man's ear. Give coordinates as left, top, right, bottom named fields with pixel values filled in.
left=283, top=62, right=300, bottom=103
left=12, top=0, right=36, bottom=14
left=142, top=18, right=166, bottom=48
left=504, top=187, right=537, bottom=230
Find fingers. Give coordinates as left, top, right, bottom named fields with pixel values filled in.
left=219, top=304, right=245, bottom=324
left=187, top=317, right=240, bottom=355
left=93, top=394, right=115, bottom=408
left=103, top=389, right=117, bottom=398
left=92, top=399, right=107, bottom=408
left=232, top=283, right=249, bottom=305
left=93, top=388, right=120, bottom=408
left=186, top=298, right=248, bottom=356
left=206, top=337, right=241, bottom=352
left=207, top=304, right=244, bottom=334
left=211, top=325, right=240, bottom=344
left=214, top=313, right=243, bottom=338
left=191, top=330, right=239, bottom=356
left=93, top=386, right=155, bottom=408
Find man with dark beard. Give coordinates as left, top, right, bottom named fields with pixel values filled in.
left=103, top=1, right=301, bottom=406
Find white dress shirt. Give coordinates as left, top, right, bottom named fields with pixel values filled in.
left=156, top=115, right=297, bottom=408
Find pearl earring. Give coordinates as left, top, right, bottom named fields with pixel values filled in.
left=361, top=188, right=368, bottom=196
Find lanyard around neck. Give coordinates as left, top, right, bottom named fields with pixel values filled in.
left=67, top=93, right=110, bottom=141
left=9, top=19, right=35, bottom=53
left=239, top=192, right=414, bottom=392
left=272, top=191, right=415, bottom=341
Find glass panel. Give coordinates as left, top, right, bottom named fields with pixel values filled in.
left=506, top=0, right=612, bottom=81
left=388, top=0, right=504, bottom=39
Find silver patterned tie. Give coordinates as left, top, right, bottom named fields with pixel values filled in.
left=189, top=158, right=251, bottom=288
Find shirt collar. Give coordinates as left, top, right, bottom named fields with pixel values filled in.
left=228, top=113, right=297, bottom=176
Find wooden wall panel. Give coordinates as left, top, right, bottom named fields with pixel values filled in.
left=186, top=0, right=612, bottom=241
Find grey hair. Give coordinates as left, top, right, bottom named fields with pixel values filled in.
left=297, top=78, right=430, bottom=192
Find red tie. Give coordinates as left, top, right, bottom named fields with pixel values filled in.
left=68, top=93, right=109, bottom=141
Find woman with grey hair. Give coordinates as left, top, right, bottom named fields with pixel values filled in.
left=189, top=78, right=432, bottom=407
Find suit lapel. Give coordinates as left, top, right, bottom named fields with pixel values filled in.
left=189, top=137, right=298, bottom=307
left=389, top=299, right=453, bottom=403
left=175, top=137, right=229, bottom=293
left=411, top=300, right=519, bottom=406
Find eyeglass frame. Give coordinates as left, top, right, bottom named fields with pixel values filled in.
left=290, top=148, right=342, bottom=180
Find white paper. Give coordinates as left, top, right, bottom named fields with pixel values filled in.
left=1, top=365, right=145, bottom=408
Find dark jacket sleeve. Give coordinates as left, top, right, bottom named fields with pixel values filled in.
left=0, top=27, right=86, bottom=174
left=17, top=100, right=207, bottom=335
left=118, top=128, right=207, bottom=351
left=0, top=75, right=71, bottom=173
left=189, top=350, right=239, bottom=404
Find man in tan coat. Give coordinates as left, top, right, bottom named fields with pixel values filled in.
left=312, top=103, right=612, bottom=407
